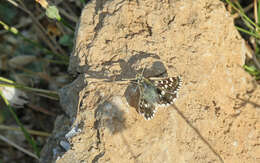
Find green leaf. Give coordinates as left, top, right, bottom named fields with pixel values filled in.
left=236, top=26, right=260, bottom=39
left=243, top=65, right=260, bottom=76
left=59, top=34, right=73, bottom=47
left=45, top=5, right=61, bottom=21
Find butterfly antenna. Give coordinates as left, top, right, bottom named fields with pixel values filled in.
left=141, top=64, right=147, bottom=76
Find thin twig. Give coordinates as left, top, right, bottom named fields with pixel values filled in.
left=172, top=104, right=224, bottom=163
left=0, top=134, right=39, bottom=160
left=27, top=103, right=56, bottom=116
left=243, top=40, right=260, bottom=70
left=0, top=124, right=50, bottom=137
left=254, top=0, right=258, bottom=25
left=16, top=0, right=67, bottom=56
left=7, top=0, right=60, bottom=55
left=5, top=0, right=28, bottom=13
left=232, top=3, right=254, bottom=19
left=0, top=13, right=45, bottom=35
left=59, top=7, right=78, bottom=23
left=53, top=0, right=78, bottom=23
left=62, top=2, right=77, bottom=18
left=232, top=3, right=253, bottom=19
left=232, top=3, right=254, bottom=22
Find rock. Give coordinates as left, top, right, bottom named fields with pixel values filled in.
left=41, top=0, right=260, bottom=162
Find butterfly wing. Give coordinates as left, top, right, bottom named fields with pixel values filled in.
left=138, top=97, right=157, bottom=120
left=152, top=77, right=182, bottom=106
left=156, top=89, right=178, bottom=106
left=135, top=76, right=182, bottom=120
left=153, top=77, right=182, bottom=93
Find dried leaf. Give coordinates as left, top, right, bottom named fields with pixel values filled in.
left=8, top=55, right=36, bottom=69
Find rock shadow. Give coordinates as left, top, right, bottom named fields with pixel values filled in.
left=94, top=97, right=126, bottom=134
left=75, top=45, right=168, bottom=82
left=172, top=103, right=224, bottom=163
left=231, top=94, right=260, bottom=110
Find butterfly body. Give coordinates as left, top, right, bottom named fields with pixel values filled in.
left=139, top=77, right=159, bottom=104
left=134, top=74, right=182, bottom=120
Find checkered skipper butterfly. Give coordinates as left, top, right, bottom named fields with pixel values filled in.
left=132, top=74, right=182, bottom=120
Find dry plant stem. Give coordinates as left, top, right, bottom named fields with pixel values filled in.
left=5, top=0, right=27, bottom=13
left=244, top=40, right=260, bottom=70
left=59, top=6, right=78, bottom=23
left=0, top=134, right=39, bottom=160
left=10, top=64, right=43, bottom=79
left=254, top=0, right=258, bottom=25
left=63, top=1, right=78, bottom=18
left=31, top=92, right=59, bottom=100
left=56, top=22, right=66, bottom=36
left=232, top=3, right=254, bottom=19
left=86, top=76, right=176, bottom=85
left=87, top=80, right=129, bottom=85
left=16, top=0, right=66, bottom=56
left=0, top=83, right=59, bottom=100
left=253, top=0, right=260, bottom=68
left=10, top=64, right=63, bottom=88
left=172, top=105, right=224, bottom=163
left=54, top=0, right=78, bottom=23
left=58, top=7, right=78, bottom=23
left=0, top=13, right=45, bottom=35
left=27, top=103, right=56, bottom=116
left=12, top=0, right=59, bottom=55
left=0, top=124, right=50, bottom=137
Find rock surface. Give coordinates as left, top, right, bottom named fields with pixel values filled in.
left=41, top=0, right=260, bottom=162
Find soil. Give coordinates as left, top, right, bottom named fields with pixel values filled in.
left=40, top=0, right=260, bottom=162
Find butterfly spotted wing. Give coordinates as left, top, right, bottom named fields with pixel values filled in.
left=135, top=75, right=182, bottom=120
left=138, top=97, right=157, bottom=120
left=153, top=76, right=182, bottom=106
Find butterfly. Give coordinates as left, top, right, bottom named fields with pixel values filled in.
left=132, top=74, right=182, bottom=120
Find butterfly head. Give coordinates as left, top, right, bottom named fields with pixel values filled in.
left=135, top=73, right=144, bottom=83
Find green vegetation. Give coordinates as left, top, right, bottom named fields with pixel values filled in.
left=226, top=0, right=260, bottom=79
left=0, top=0, right=83, bottom=161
